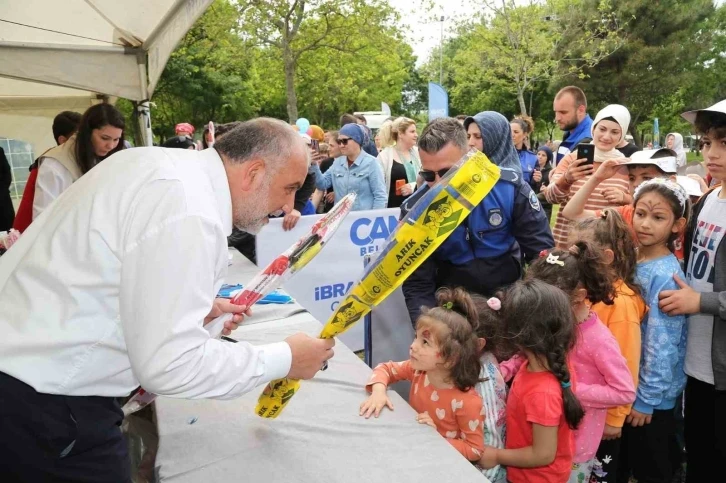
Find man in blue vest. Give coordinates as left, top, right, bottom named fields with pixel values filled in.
left=553, top=86, right=594, bottom=164
left=401, top=115, right=554, bottom=324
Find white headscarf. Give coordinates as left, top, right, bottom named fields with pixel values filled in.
left=666, top=132, right=687, bottom=170
left=591, top=104, right=631, bottom=161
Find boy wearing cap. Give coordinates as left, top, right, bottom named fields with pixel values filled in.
left=658, top=100, right=726, bottom=482
left=561, top=148, right=685, bottom=259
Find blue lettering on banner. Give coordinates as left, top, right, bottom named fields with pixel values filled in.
left=314, top=282, right=355, bottom=301
left=350, top=215, right=398, bottom=256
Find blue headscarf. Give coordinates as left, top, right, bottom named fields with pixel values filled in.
left=339, top=123, right=365, bottom=147
left=463, top=111, right=523, bottom=176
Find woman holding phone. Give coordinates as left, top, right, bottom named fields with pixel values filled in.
left=376, top=117, right=421, bottom=208
left=544, top=104, right=631, bottom=248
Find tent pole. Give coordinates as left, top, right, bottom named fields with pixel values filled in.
left=135, top=55, right=154, bottom=146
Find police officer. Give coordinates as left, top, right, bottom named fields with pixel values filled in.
left=401, top=114, right=554, bottom=323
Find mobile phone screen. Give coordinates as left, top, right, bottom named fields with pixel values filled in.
left=311, top=139, right=320, bottom=153
left=577, top=144, right=595, bottom=165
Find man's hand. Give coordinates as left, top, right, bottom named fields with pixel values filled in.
left=659, top=273, right=701, bottom=316
left=282, top=209, right=301, bottom=231
left=593, top=158, right=628, bottom=182
left=285, top=333, right=335, bottom=380
left=564, top=158, right=595, bottom=184
left=626, top=409, right=652, bottom=427
left=532, top=170, right=543, bottom=183
left=602, top=424, right=622, bottom=440
left=203, top=298, right=250, bottom=336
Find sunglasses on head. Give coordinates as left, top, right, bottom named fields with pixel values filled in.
left=337, top=138, right=351, bottom=146
left=419, top=168, right=451, bottom=183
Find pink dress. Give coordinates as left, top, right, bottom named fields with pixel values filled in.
left=571, top=311, right=636, bottom=462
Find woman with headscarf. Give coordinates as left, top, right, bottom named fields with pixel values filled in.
left=376, top=117, right=422, bottom=208
left=311, top=123, right=387, bottom=211
left=666, top=132, right=688, bottom=175
left=545, top=104, right=631, bottom=248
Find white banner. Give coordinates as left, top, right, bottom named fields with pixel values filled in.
left=256, top=208, right=400, bottom=351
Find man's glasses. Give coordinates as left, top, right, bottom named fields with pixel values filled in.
left=337, top=138, right=350, bottom=146
left=419, top=168, right=451, bottom=183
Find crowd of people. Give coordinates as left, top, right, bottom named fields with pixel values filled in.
left=0, top=85, right=723, bottom=483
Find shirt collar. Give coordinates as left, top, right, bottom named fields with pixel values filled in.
left=199, top=148, right=233, bottom=236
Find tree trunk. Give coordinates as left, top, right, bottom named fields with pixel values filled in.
left=517, top=89, right=528, bottom=117
left=283, top=46, right=298, bottom=122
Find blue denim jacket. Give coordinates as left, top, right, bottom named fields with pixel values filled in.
left=312, top=151, right=387, bottom=211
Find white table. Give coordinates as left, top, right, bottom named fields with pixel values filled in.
left=153, top=250, right=489, bottom=482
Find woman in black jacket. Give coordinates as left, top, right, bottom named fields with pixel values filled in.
left=529, top=145, right=554, bottom=223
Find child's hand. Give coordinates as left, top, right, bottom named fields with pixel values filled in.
left=626, top=409, right=652, bottom=427
left=415, top=411, right=436, bottom=428
left=602, top=424, right=622, bottom=440
left=593, top=158, right=627, bottom=182
left=601, top=187, right=629, bottom=205
left=359, top=384, right=393, bottom=418
left=479, top=446, right=499, bottom=469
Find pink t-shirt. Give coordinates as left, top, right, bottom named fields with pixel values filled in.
left=571, top=311, right=636, bottom=462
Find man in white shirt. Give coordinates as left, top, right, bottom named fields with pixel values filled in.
left=0, top=118, right=334, bottom=481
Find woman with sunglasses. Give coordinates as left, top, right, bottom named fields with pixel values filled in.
left=311, top=123, right=387, bottom=211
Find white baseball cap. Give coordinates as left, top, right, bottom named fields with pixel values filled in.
left=682, top=99, right=726, bottom=124
left=676, top=176, right=704, bottom=198
left=625, top=148, right=677, bottom=174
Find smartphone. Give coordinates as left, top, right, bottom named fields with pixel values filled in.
left=577, top=143, right=595, bottom=165
left=311, top=139, right=320, bottom=153
left=395, top=179, right=406, bottom=195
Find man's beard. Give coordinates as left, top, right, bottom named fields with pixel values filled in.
left=233, top=176, right=272, bottom=235
left=561, top=116, right=579, bottom=132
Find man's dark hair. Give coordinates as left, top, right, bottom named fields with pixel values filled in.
left=340, top=113, right=358, bottom=127
left=695, top=111, right=726, bottom=140
left=162, top=136, right=195, bottom=150
left=354, top=114, right=367, bottom=125
left=418, top=117, right=468, bottom=153
left=555, top=86, right=588, bottom=109
left=52, top=111, right=82, bottom=145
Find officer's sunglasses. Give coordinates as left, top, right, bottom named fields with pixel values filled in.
left=419, top=167, right=450, bottom=183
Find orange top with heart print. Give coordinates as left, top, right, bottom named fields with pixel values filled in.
left=366, top=360, right=484, bottom=461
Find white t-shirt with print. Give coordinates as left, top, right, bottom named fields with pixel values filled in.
left=685, top=187, right=726, bottom=384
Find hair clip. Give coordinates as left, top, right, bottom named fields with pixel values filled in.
left=633, top=177, right=688, bottom=216
left=560, top=381, right=571, bottom=389
left=539, top=249, right=549, bottom=258
left=546, top=253, right=565, bottom=266
left=486, top=297, right=501, bottom=311
left=442, top=301, right=453, bottom=310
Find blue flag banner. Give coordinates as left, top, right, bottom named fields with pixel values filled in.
left=428, top=82, right=449, bottom=121
left=653, top=118, right=660, bottom=148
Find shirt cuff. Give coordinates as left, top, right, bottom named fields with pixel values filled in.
left=633, top=398, right=654, bottom=415
left=261, top=341, right=293, bottom=381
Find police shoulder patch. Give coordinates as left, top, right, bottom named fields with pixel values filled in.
left=488, top=208, right=503, bottom=227
left=529, top=190, right=541, bottom=212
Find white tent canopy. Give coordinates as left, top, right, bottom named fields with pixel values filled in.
left=0, top=0, right=214, bottom=153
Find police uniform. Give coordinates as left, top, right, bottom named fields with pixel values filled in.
left=401, top=168, right=554, bottom=323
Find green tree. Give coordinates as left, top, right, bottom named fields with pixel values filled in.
left=559, top=0, right=715, bottom=146
left=150, top=0, right=257, bottom=140
left=237, top=0, right=404, bottom=122
left=446, top=0, right=623, bottom=117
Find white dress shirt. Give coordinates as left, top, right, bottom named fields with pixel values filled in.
left=0, top=147, right=291, bottom=398
left=32, top=157, right=75, bottom=220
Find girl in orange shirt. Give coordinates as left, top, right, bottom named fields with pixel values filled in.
left=360, top=287, right=484, bottom=462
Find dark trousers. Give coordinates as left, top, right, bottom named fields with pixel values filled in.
left=684, top=376, right=726, bottom=483
left=616, top=409, right=679, bottom=483
left=0, top=371, right=131, bottom=482
left=593, top=437, right=622, bottom=482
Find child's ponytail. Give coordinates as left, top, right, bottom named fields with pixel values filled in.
left=544, top=342, right=585, bottom=429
